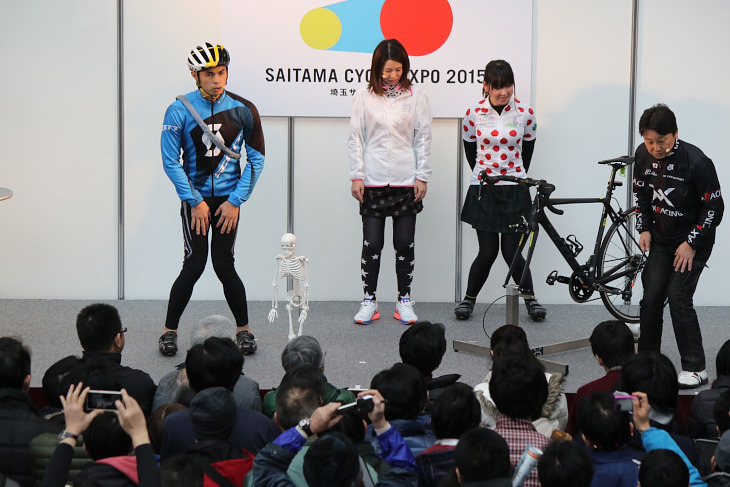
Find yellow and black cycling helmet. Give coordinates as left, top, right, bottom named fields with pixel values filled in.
left=187, top=42, right=230, bottom=72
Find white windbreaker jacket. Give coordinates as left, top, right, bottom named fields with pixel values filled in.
left=348, top=86, right=432, bottom=186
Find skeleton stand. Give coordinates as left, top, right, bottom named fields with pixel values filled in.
left=452, top=285, right=590, bottom=375
left=268, top=234, right=310, bottom=340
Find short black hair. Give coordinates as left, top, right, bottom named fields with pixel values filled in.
left=578, top=391, right=631, bottom=449
left=160, top=454, right=203, bottom=487
left=615, top=351, right=677, bottom=416
left=370, top=363, right=427, bottom=420
left=538, top=441, right=594, bottom=487
left=84, top=412, right=132, bottom=460
left=638, top=449, right=688, bottom=487
left=489, top=356, right=548, bottom=420
left=304, top=432, right=360, bottom=487
left=715, top=389, right=730, bottom=435
left=275, top=364, right=325, bottom=430
left=62, top=362, right=123, bottom=394
left=430, top=383, right=480, bottom=440
left=328, top=409, right=367, bottom=443
left=716, top=340, right=730, bottom=378
left=0, top=336, right=31, bottom=390
left=399, top=321, right=447, bottom=378
left=589, top=320, right=635, bottom=368
left=185, top=337, right=243, bottom=393
left=638, top=104, right=678, bottom=136
left=454, top=427, right=511, bottom=483
left=490, top=324, right=533, bottom=361
left=42, top=355, right=82, bottom=407
left=76, top=303, right=123, bottom=352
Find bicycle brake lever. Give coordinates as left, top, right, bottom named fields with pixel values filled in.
left=546, top=204, right=564, bottom=215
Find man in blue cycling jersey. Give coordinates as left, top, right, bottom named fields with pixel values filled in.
left=158, top=42, right=265, bottom=356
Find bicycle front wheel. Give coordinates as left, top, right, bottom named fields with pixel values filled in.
left=597, top=210, right=646, bottom=323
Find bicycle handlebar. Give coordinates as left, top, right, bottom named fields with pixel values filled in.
left=478, top=172, right=564, bottom=215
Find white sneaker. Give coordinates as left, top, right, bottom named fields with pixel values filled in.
left=394, top=298, right=418, bottom=324
left=354, top=299, right=380, bottom=325
left=678, top=370, right=708, bottom=389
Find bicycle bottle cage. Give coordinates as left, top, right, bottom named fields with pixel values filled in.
left=564, top=235, right=583, bottom=256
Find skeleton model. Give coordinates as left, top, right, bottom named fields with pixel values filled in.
left=268, top=233, right=310, bottom=340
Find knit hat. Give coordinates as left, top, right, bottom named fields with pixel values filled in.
left=190, top=387, right=237, bottom=441
left=715, top=430, right=730, bottom=472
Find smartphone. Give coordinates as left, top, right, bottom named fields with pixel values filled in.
left=613, top=393, right=634, bottom=412
left=337, top=395, right=374, bottom=414
left=85, top=390, right=123, bottom=411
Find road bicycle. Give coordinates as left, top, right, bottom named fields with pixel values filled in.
left=480, top=155, right=645, bottom=322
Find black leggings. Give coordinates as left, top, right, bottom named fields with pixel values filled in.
left=361, top=215, right=416, bottom=300
left=165, top=196, right=248, bottom=329
left=465, top=230, right=535, bottom=299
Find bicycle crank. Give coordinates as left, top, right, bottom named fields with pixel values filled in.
left=568, top=272, right=594, bottom=302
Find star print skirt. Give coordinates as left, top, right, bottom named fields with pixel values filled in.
left=360, top=186, right=423, bottom=217
left=461, top=183, right=530, bottom=233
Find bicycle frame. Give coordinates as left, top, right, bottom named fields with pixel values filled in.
left=505, top=163, right=636, bottom=296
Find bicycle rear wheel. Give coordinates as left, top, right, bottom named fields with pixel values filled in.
left=597, top=210, right=646, bottom=323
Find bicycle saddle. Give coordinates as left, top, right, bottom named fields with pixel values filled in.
left=597, top=155, right=634, bottom=166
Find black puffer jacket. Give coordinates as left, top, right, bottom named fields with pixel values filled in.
left=689, top=375, right=730, bottom=439
left=0, top=389, right=62, bottom=487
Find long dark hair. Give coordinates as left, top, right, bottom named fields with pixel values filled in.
left=482, top=59, right=515, bottom=99
left=368, top=39, right=411, bottom=96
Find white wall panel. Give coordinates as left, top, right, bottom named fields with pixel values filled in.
left=0, top=1, right=118, bottom=298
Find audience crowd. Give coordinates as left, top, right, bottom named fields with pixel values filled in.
left=1, top=305, right=727, bottom=487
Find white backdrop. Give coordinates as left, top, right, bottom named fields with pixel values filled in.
left=221, top=0, right=533, bottom=117
left=0, top=0, right=728, bottom=307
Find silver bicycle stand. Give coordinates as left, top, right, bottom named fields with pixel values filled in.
left=452, top=284, right=590, bottom=375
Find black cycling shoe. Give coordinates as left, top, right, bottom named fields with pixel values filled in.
left=158, top=331, right=178, bottom=356
left=236, top=330, right=257, bottom=355
left=454, top=300, right=475, bottom=320
left=525, top=298, right=547, bottom=321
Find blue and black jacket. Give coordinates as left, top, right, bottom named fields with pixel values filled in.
left=161, top=89, right=265, bottom=207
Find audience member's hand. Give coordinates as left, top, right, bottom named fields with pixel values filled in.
left=60, top=382, right=102, bottom=438
left=116, top=389, right=150, bottom=448
left=359, top=389, right=388, bottom=430
left=309, top=402, right=342, bottom=435
left=632, top=391, right=652, bottom=433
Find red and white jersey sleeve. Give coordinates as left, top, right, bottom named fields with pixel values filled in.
left=462, top=95, right=536, bottom=185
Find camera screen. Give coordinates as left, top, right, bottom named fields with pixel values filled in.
left=86, top=390, right=122, bottom=411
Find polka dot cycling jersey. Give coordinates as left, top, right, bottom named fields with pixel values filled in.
left=462, top=95, right=536, bottom=185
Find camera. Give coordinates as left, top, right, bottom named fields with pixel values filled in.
left=613, top=392, right=634, bottom=412
left=85, top=390, right=123, bottom=411
left=337, top=395, right=375, bottom=414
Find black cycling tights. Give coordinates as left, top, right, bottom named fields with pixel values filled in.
left=165, top=197, right=248, bottom=330
left=361, top=214, right=416, bottom=301
left=465, top=230, right=535, bottom=299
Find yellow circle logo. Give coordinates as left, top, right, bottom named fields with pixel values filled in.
left=300, top=8, right=342, bottom=50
